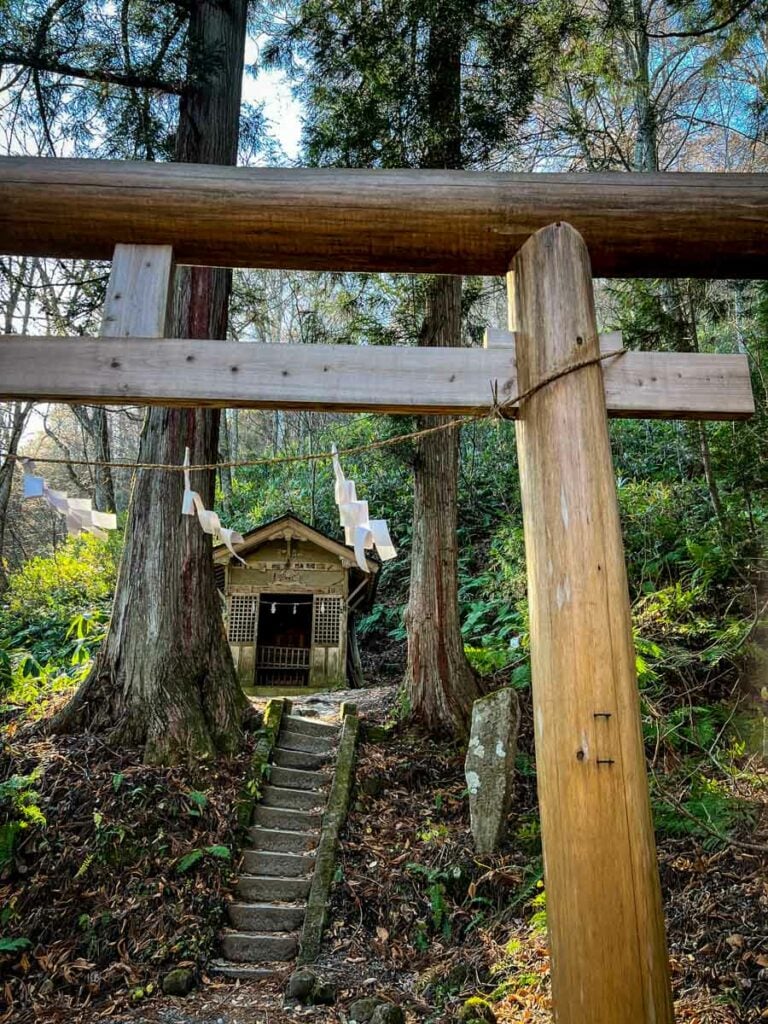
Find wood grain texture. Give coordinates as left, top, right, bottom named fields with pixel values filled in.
left=1, top=157, right=767, bottom=277
left=511, top=223, right=674, bottom=1023
left=101, top=244, right=174, bottom=338
left=485, top=327, right=623, bottom=351
left=0, top=337, right=752, bottom=420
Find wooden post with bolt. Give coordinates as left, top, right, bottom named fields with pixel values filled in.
left=509, top=223, right=674, bottom=1023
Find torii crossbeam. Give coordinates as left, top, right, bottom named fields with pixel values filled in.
left=0, top=158, right=763, bottom=1024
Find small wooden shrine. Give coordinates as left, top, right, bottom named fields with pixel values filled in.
left=213, top=513, right=378, bottom=690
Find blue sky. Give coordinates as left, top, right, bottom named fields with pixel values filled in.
left=243, top=36, right=302, bottom=163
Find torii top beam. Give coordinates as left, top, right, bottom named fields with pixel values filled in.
left=1, top=157, right=767, bottom=279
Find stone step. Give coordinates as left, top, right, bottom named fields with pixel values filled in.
left=270, top=765, right=328, bottom=792
left=279, top=729, right=336, bottom=755
left=227, top=901, right=305, bottom=933
left=220, top=930, right=297, bottom=963
left=253, top=804, right=321, bottom=832
left=236, top=874, right=311, bottom=902
left=272, top=746, right=330, bottom=771
left=242, top=850, right=315, bottom=878
left=208, top=960, right=278, bottom=980
left=282, top=714, right=339, bottom=738
left=248, top=825, right=318, bottom=853
left=262, top=784, right=325, bottom=812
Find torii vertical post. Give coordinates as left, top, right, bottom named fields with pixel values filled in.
left=510, top=223, right=674, bottom=1023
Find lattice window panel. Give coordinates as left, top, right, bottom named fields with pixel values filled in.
left=228, top=594, right=258, bottom=644
left=312, top=595, right=344, bottom=647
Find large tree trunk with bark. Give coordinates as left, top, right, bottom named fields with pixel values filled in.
left=404, top=7, right=482, bottom=737
left=50, top=0, right=247, bottom=763
left=405, top=275, right=484, bottom=738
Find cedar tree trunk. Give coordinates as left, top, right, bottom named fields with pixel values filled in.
left=405, top=275, right=484, bottom=736
left=404, top=7, right=482, bottom=737
left=50, top=0, right=247, bottom=763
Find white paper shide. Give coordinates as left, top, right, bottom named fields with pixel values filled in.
left=331, top=444, right=397, bottom=573
left=22, top=460, right=118, bottom=539
left=181, top=447, right=245, bottom=562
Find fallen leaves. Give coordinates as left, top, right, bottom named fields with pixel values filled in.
left=0, top=730, right=255, bottom=1021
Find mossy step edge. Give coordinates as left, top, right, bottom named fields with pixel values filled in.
left=297, top=706, right=359, bottom=964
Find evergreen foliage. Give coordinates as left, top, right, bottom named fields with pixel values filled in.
left=259, top=0, right=576, bottom=169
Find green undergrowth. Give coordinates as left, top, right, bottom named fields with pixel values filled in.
left=1, top=534, right=117, bottom=719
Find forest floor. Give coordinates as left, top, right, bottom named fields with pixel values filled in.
left=1, top=684, right=766, bottom=1024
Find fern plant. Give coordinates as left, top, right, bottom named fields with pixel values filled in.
left=652, top=775, right=756, bottom=850
left=405, top=862, right=463, bottom=939
left=176, top=844, right=230, bottom=874
left=648, top=704, right=724, bottom=754
left=0, top=772, right=46, bottom=870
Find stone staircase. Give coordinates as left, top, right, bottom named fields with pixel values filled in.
left=214, top=712, right=339, bottom=977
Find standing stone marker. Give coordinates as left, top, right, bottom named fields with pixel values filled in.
left=464, top=688, right=520, bottom=854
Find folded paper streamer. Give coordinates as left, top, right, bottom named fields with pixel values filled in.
left=182, top=447, right=245, bottom=563
left=331, top=444, right=397, bottom=573
left=22, top=460, right=117, bottom=540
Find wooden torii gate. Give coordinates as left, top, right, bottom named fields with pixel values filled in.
left=0, top=158, right=763, bottom=1024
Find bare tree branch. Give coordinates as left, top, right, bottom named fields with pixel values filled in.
left=647, top=0, right=761, bottom=39
left=0, top=49, right=185, bottom=95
